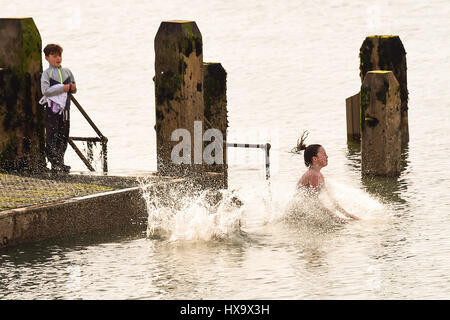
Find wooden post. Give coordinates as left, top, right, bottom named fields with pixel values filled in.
left=203, top=62, right=228, bottom=188
left=359, top=35, right=408, bottom=146
left=154, top=20, right=204, bottom=176
left=361, top=71, right=402, bottom=176
left=0, top=18, right=45, bottom=173
left=345, top=92, right=361, bottom=141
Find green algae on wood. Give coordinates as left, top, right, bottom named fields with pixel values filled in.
left=203, top=62, right=228, bottom=188
left=360, top=86, right=370, bottom=132
left=203, top=63, right=227, bottom=124
left=180, top=23, right=202, bottom=57
left=376, top=77, right=390, bottom=105
left=0, top=18, right=42, bottom=75
left=0, top=18, right=45, bottom=173
left=154, top=20, right=204, bottom=176
left=20, top=18, right=42, bottom=74
left=359, top=37, right=374, bottom=79
left=361, top=71, right=402, bottom=177
left=155, top=70, right=183, bottom=106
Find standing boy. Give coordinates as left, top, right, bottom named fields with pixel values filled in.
left=40, top=44, right=76, bottom=173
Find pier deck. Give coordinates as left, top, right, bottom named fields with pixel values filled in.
left=0, top=171, right=223, bottom=249
left=1, top=172, right=127, bottom=211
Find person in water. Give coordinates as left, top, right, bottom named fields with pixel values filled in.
left=292, top=131, right=360, bottom=222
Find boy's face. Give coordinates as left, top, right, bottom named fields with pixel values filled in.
left=45, top=53, right=62, bottom=67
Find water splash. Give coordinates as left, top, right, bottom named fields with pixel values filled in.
left=325, top=179, right=387, bottom=221
left=139, top=177, right=390, bottom=242
left=140, top=180, right=245, bottom=241
left=283, top=178, right=391, bottom=234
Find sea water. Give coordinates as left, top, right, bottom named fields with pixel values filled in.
left=1, top=0, right=450, bottom=299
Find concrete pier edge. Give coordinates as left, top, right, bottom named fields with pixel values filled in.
left=0, top=172, right=224, bottom=249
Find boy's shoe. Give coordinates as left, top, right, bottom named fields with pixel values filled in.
left=51, top=163, right=71, bottom=174
left=60, top=164, right=71, bottom=173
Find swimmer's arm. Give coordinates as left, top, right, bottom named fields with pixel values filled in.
left=332, top=199, right=360, bottom=220
left=323, top=187, right=359, bottom=220
left=324, top=207, right=347, bottom=224
left=316, top=200, right=347, bottom=223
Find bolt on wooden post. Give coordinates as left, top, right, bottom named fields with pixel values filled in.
left=203, top=62, right=228, bottom=188
left=359, top=35, right=408, bottom=146
left=0, top=18, right=46, bottom=173
left=154, top=20, right=204, bottom=176
left=361, top=71, right=402, bottom=176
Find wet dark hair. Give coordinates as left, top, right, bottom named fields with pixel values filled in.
left=303, top=144, right=322, bottom=167
left=43, top=44, right=63, bottom=57
left=290, top=130, right=322, bottom=167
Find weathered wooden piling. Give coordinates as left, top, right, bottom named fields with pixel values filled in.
left=361, top=71, right=402, bottom=176
left=345, top=92, right=361, bottom=141
left=0, top=18, right=46, bottom=172
left=359, top=35, right=408, bottom=145
left=154, top=20, right=204, bottom=176
left=203, top=62, right=228, bottom=188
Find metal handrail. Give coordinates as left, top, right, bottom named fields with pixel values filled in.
left=226, top=142, right=271, bottom=179
left=69, top=96, right=108, bottom=173
left=203, top=117, right=271, bottom=179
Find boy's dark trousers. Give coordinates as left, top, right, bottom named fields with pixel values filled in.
left=45, top=77, right=71, bottom=169
left=45, top=106, right=70, bottom=168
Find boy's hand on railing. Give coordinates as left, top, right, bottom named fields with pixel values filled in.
left=63, top=84, right=71, bottom=92
left=70, top=83, right=77, bottom=92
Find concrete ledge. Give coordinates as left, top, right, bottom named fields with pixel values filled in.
left=0, top=187, right=146, bottom=249
left=0, top=172, right=225, bottom=249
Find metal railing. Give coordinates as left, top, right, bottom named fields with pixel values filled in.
left=68, top=96, right=108, bottom=174
left=203, top=117, right=271, bottom=180
left=226, top=142, right=271, bottom=179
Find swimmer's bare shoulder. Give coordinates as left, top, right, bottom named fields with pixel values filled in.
left=297, top=170, right=321, bottom=192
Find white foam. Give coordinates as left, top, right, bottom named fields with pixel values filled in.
left=140, top=177, right=390, bottom=242
left=140, top=181, right=245, bottom=241
left=326, top=179, right=388, bottom=222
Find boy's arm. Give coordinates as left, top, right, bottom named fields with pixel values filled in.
left=41, top=70, right=65, bottom=97
left=68, top=69, right=77, bottom=94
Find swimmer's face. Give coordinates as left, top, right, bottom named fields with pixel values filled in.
left=313, top=147, right=328, bottom=167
